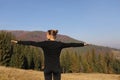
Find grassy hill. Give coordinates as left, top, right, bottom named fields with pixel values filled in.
left=0, top=66, right=120, bottom=80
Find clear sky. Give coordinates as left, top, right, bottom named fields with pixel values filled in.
left=0, top=0, right=120, bottom=49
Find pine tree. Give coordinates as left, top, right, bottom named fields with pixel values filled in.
left=0, top=31, right=14, bottom=66
left=33, top=47, right=43, bottom=70
left=70, top=52, right=80, bottom=72
left=60, top=49, right=72, bottom=73
left=112, top=59, right=120, bottom=74
left=10, top=45, right=27, bottom=69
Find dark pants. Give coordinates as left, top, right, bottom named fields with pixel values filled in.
left=44, top=67, right=61, bottom=80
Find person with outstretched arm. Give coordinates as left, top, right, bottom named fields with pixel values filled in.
left=11, top=30, right=88, bottom=80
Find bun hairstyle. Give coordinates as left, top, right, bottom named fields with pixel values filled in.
left=48, top=30, right=58, bottom=36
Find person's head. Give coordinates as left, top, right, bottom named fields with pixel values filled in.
left=47, top=29, right=58, bottom=41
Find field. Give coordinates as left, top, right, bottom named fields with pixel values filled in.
left=0, top=66, right=120, bottom=80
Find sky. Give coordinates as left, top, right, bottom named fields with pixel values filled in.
left=0, top=0, right=120, bottom=49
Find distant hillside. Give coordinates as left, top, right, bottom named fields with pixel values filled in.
left=8, top=30, right=82, bottom=43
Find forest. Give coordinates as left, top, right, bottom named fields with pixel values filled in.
left=0, top=31, right=120, bottom=74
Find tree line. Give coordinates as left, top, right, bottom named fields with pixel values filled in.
left=0, top=31, right=120, bottom=74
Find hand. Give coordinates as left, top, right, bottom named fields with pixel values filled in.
left=11, top=40, right=18, bottom=44
left=84, top=43, right=89, bottom=46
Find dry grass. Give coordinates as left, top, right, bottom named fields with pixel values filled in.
left=0, top=66, right=120, bottom=80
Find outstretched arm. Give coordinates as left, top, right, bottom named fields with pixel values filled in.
left=11, top=40, right=39, bottom=47
left=62, top=42, right=89, bottom=48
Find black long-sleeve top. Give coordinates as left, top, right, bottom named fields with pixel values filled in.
left=17, top=41, right=84, bottom=69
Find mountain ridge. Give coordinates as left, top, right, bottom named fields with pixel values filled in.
left=1, top=30, right=119, bottom=50
left=8, top=30, right=83, bottom=43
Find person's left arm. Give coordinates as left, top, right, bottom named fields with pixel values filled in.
left=17, top=41, right=38, bottom=46
left=11, top=40, right=45, bottom=47
left=61, top=42, right=88, bottom=48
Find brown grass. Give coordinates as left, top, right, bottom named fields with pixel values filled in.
left=0, top=66, right=120, bottom=80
